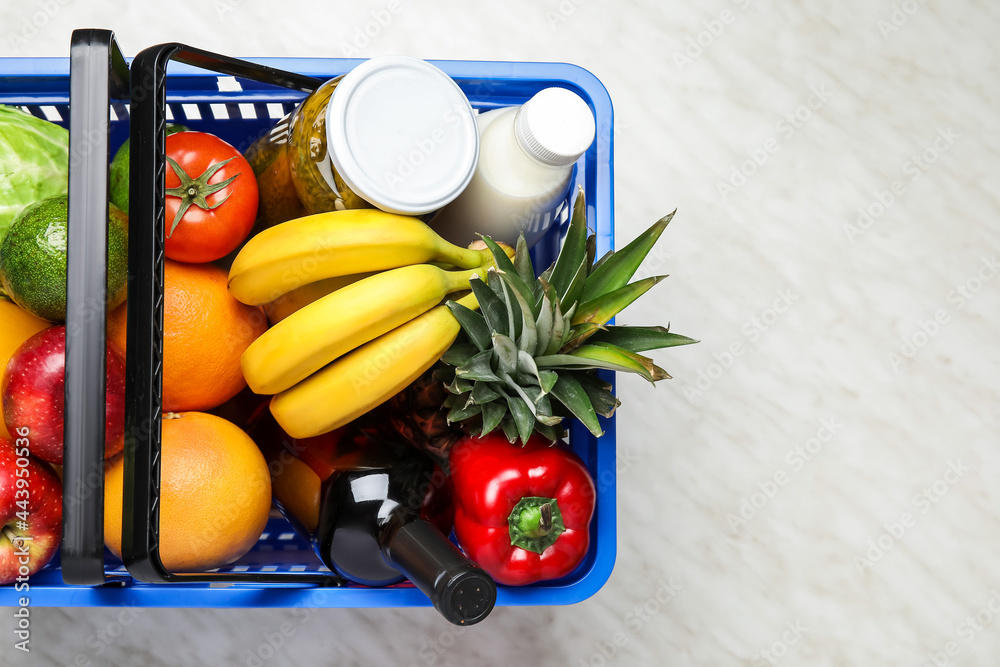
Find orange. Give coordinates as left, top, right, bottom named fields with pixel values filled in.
left=0, top=299, right=51, bottom=439
left=104, top=411, right=271, bottom=572
left=162, top=259, right=266, bottom=412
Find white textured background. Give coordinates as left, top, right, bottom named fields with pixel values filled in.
left=2, top=0, right=999, bottom=665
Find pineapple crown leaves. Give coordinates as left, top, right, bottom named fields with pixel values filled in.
left=441, top=186, right=698, bottom=445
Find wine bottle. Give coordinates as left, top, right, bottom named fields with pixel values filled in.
left=253, top=416, right=496, bottom=625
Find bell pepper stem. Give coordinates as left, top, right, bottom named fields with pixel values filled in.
left=538, top=503, right=553, bottom=534
left=508, top=496, right=565, bottom=554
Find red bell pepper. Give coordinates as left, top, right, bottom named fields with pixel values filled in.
left=448, top=432, right=596, bottom=586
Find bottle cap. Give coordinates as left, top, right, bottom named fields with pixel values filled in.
left=514, top=87, right=596, bottom=167
left=326, top=55, right=480, bottom=216
left=435, top=567, right=497, bottom=626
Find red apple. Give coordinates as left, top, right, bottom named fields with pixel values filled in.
left=0, top=436, right=62, bottom=584
left=1, top=326, right=126, bottom=465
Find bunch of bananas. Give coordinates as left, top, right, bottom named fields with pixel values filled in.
left=228, top=208, right=507, bottom=439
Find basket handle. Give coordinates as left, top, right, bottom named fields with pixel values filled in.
left=124, top=42, right=341, bottom=583
left=62, top=28, right=130, bottom=586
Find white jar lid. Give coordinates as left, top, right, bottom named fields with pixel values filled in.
left=325, top=55, right=480, bottom=216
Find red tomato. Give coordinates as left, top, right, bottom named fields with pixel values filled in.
left=163, top=132, right=258, bottom=263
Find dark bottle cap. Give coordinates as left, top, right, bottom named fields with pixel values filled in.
left=383, top=519, right=497, bottom=625
left=435, top=566, right=497, bottom=626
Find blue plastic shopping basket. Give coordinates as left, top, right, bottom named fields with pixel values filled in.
left=0, top=29, right=616, bottom=609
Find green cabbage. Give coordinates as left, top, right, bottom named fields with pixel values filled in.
left=0, top=105, right=69, bottom=244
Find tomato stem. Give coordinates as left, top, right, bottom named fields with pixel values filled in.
left=164, top=156, right=241, bottom=237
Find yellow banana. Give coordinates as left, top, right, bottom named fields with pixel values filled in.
left=242, top=265, right=485, bottom=395
left=270, top=293, right=478, bottom=439
left=227, top=209, right=493, bottom=306
left=263, top=273, right=375, bottom=326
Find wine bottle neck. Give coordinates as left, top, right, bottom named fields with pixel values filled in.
left=381, top=517, right=496, bottom=625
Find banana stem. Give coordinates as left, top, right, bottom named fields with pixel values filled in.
left=445, top=266, right=488, bottom=293
left=438, top=239, right=515, bottom=271
left=436, top=240, right=491, bottom=270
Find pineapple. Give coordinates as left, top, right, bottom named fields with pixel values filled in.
left=437, top=188, right=697, bottom=445
left=357, top=364, right=465, bottom=463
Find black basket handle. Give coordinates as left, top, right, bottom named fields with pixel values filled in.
left=124, top=42, right=341, bottom=584
left=63, top=28, right=131, bottom=586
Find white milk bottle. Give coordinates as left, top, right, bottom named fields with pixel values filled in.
left=430, top=87, right=596, bottom=248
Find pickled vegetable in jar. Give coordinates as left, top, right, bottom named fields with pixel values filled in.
left=244, top=114, right=309, bottom=227
left=247, top=56, right=480, bottom=228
